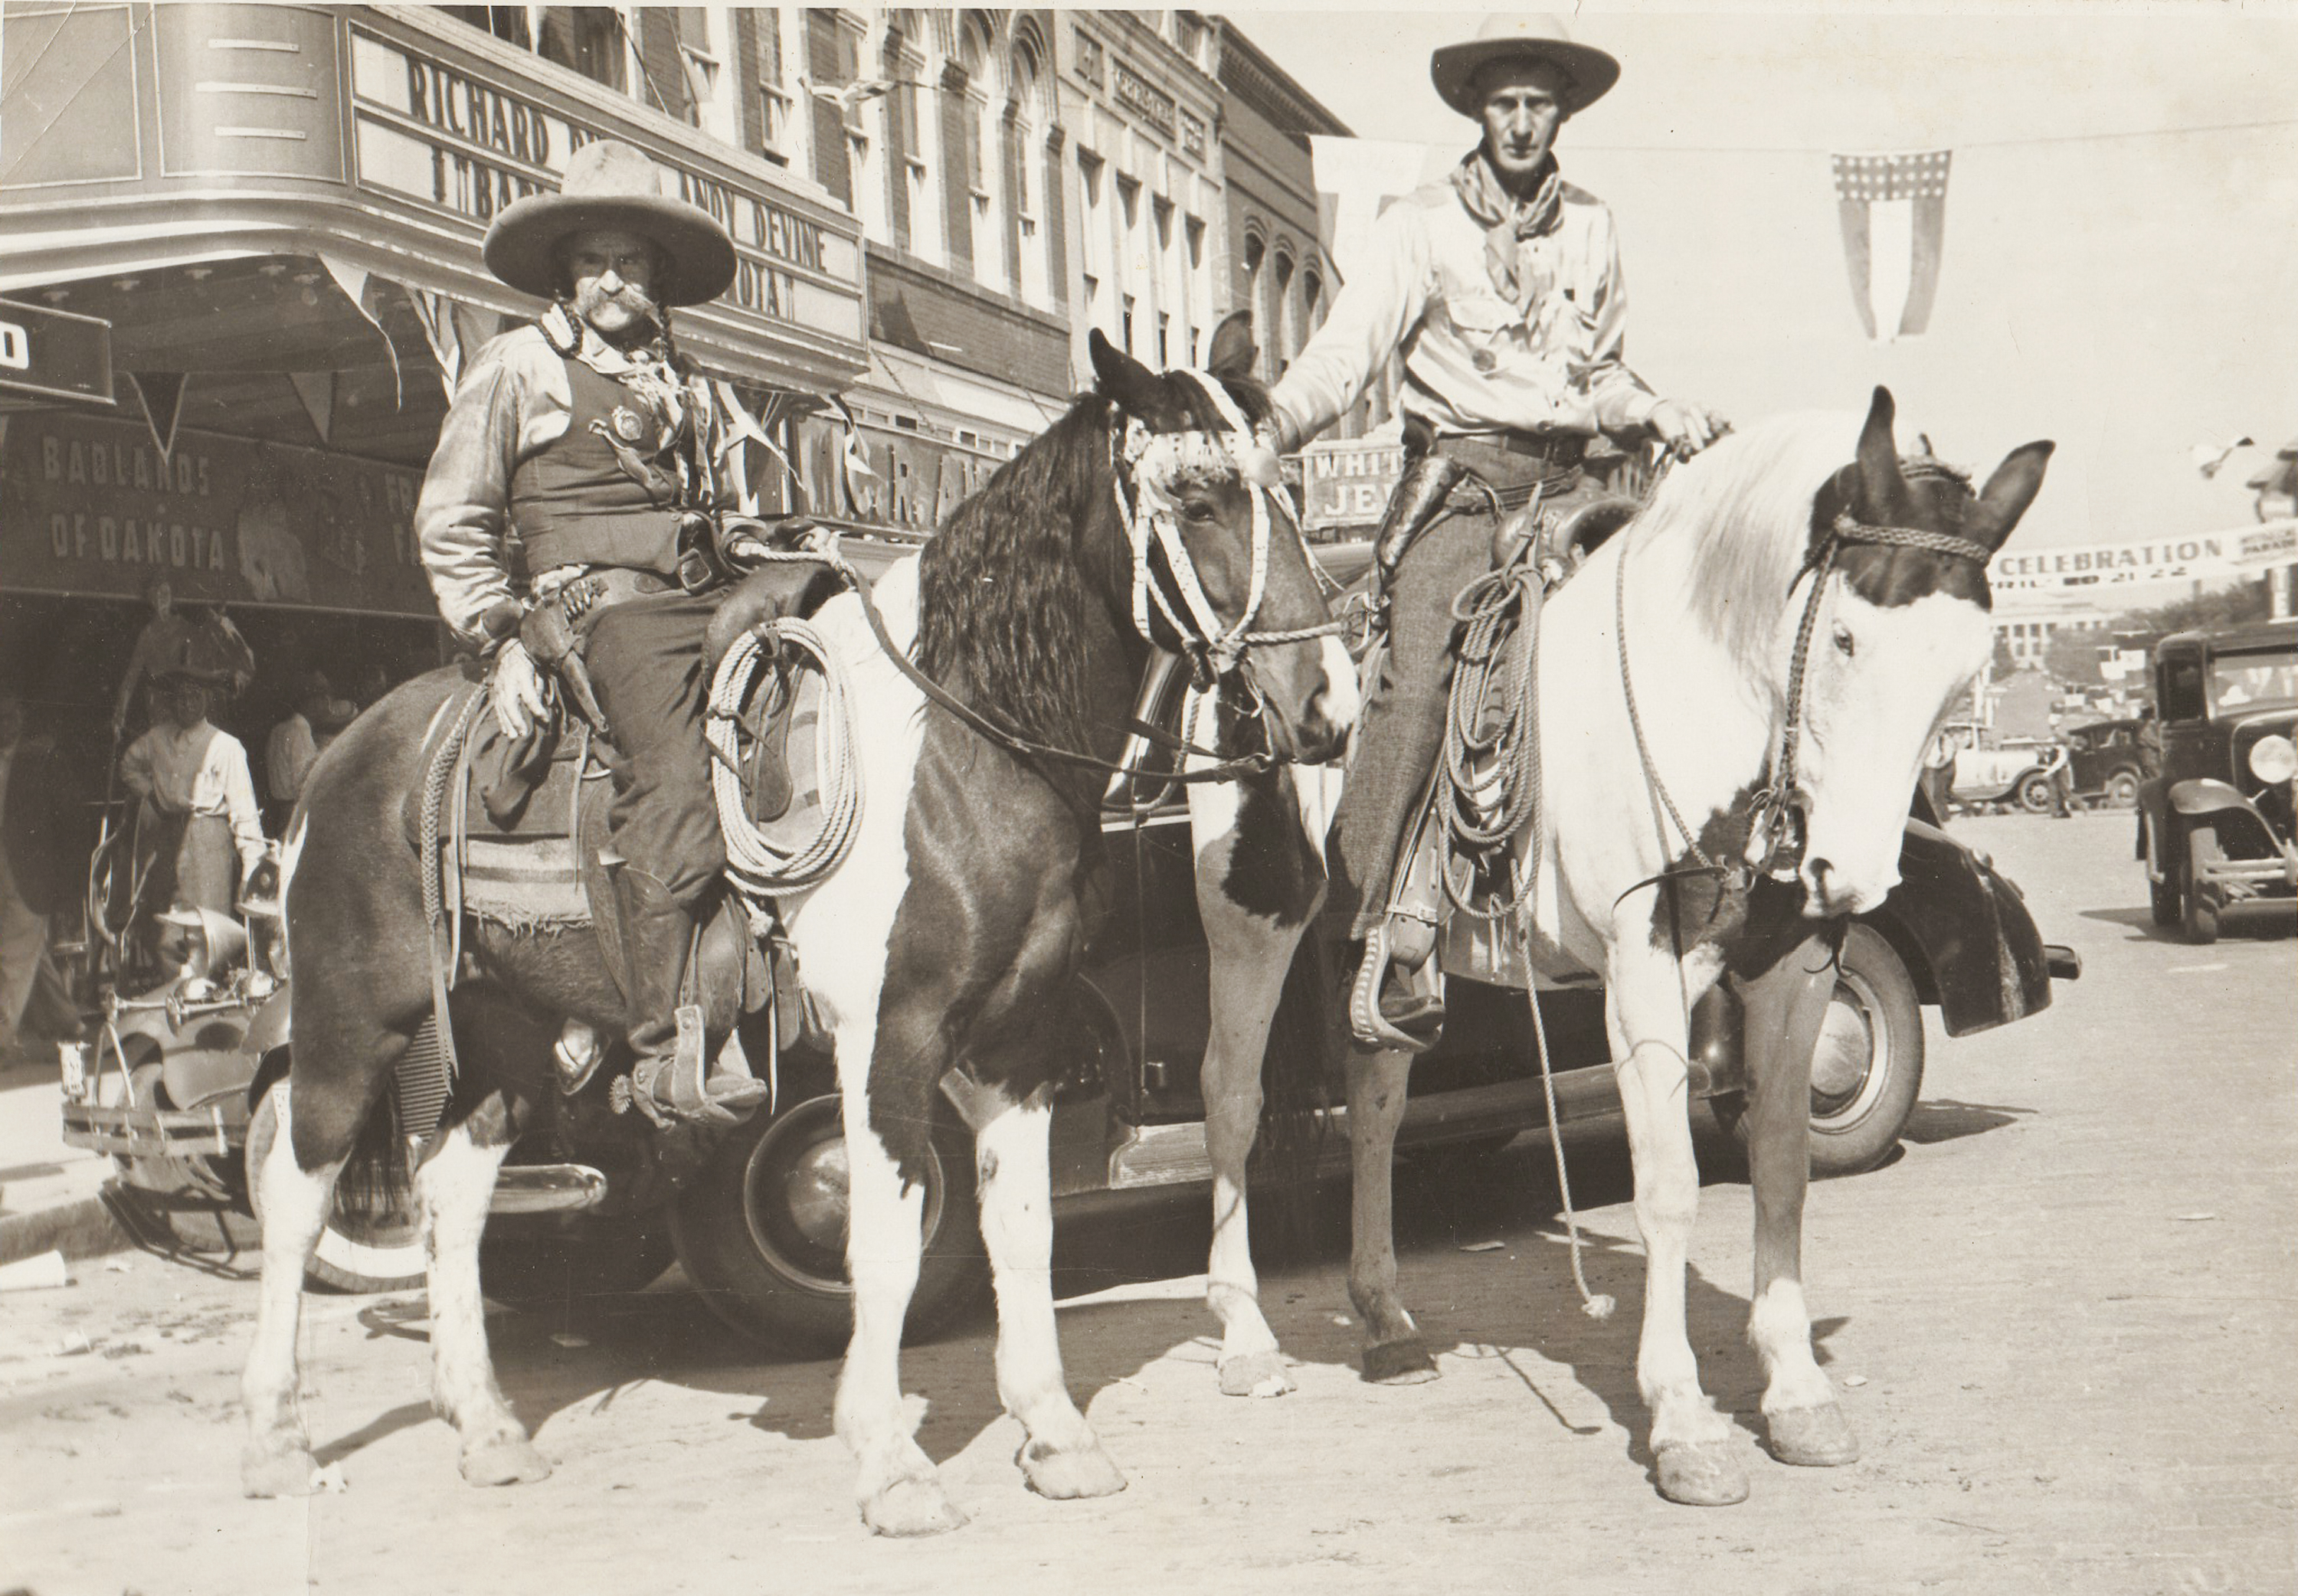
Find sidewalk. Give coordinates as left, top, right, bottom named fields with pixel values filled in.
left=0, top=1051, right=129, bottom=1264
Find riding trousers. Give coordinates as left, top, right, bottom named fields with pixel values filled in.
left=579, top=587, right=728, bottom=909
left=1325, top=434, right=1610, bottom=940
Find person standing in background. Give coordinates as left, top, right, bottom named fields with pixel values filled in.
left=263, top=671, right=332, bottom=827
left=111, top=577, right=197, bottom=741
left=119, top=673, right=267, bottom=975
left=0, top=692, right=76, bottom=1061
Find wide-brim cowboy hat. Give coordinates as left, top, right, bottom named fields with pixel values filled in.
left=483, top=139, right=737, bottom=308
left=1431, top=15, right=1621, bottom=119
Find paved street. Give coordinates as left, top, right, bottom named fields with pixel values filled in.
left=2, top=812, right=2291, bottom=1596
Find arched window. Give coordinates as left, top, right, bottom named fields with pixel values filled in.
left=1270, top=250, right=1295, bottom=382
left=1006, top=33, right=1052, bottom=307
left=953, top=17, right=995, bottom=286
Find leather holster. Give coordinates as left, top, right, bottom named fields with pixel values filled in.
left=1373, top=452, right=1471, bottom=597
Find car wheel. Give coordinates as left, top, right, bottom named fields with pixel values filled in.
left=669, top=1092, right=988, bottom=1354
left=245, top=1081, right=427, bottom=1293
left=1712, top=924, right=1925, bottom=1179
left=2182, top=826, right=2223, bottom=944
left=480, top=1213, right=676, bottom=1312
left=2103, top=769, right=2142, bottom=809
left=2148, top=864, right=2181, bottom=927
left=2015, top=771, right=2055, bottom=814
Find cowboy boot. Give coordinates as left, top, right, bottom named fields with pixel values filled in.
left=611, top=869, right=767, bottom=1128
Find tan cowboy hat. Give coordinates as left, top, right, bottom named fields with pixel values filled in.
left=483, top=139, right=738, bottom=308
left=1431, top=15, right=1621, bottom=119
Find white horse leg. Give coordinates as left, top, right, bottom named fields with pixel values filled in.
left=835, top=1061, right=963, bottom=1536
left=1198, top=920, right=1309, bottom=1398
left=1346, top=1042, right=1436, bottom=1383
left=240, top=1081, right=345, bottom=1497
left=1607, top=941, right=1746, bottom=1506
left=953, top=1081, right=1124, bottom=1500
left=1738, top=932, right=1859, bottom=1467
left=416, top=1119, right=547, bottom=1486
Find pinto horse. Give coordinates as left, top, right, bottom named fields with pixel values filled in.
left=1187, top=390, right=2050, bottom=1502
left=239, top=312, right=1356, bottom=1534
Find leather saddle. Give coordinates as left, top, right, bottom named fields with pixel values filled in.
left=403, top=556, right=843, bottom=1045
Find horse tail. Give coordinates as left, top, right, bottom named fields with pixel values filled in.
left=1255, top=926, right=1338, bottom=1258
left=332, top=1081, right=414, bottom=1223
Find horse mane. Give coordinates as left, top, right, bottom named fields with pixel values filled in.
left=1629, top=410, right=1866, bottom=682
left=915, top=394, right=1121, bottom=754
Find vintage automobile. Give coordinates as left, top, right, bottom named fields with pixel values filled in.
left=2061, top=716, right=2155, bottom=809
left=61, top=541, right=2082, bottom=1349
left=2136, top=617, right=2298, bottom=944
left=1945, top=734, right=2061, bottom=813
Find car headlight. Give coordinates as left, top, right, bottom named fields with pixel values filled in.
left=2251, top=734, right=2298, bottom=785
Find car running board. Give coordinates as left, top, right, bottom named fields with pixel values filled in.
left=487, top=1163, right=609, bottom=1215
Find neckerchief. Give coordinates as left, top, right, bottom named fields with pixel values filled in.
left=537, top=303, right=712, bottom=508
left=1450, top=148, right=1564, bottom=312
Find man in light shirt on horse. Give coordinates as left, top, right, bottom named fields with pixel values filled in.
left=1266, top=15, right=1724, bottom=1045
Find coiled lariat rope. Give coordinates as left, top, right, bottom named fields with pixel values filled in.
left=706, top=600, right=864, bottom=897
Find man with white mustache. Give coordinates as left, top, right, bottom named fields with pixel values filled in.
left=414, top=139, right=767, bottom=1127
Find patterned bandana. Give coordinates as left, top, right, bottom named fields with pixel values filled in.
left=1450, top=148, right=1564, bottom=312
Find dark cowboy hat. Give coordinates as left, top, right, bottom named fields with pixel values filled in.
left=483, top=139, right=738, bottom=308
left=1431, top=15, right=1621, bottom=119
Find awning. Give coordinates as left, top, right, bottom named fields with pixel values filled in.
left=858, top=347, right=1067, bottom=442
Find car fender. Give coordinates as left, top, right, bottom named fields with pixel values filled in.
left=1872, top=819, right=2054, bottom=1037
left=242, top=983, right=294, bottom=1109
left=2168, top=778, right=2251, bottom=817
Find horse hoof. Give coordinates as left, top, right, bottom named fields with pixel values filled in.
left=1361, top=1339, right=1439, bottom=1385
left=863, top=1476, right=968, bottom=1538
left=460, top=1437, right=552, bottom=1487
left=1766, top=1403, right=1860, bottom=1467
left=241, top=1445, right=324, bottom=1499
left=1218, top=1350, right=1295, bottom=1398
left=1020, top=1437, right=1127, bottom=1501
left=1655, top=1440, right=1750, bottom=1506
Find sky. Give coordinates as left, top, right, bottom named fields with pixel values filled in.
left=1214, top=3, right=2298, bottom=561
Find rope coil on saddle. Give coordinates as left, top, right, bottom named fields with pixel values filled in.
left=706, top=606, right=864, bottom=898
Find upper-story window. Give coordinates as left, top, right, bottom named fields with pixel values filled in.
left=1007, top=33, right=1055, bottom=309
left=1174, top=14, right=1205, bottom=69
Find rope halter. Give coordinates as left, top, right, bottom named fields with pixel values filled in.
left=1111, top=368, right=1336, bottom=687
left=1748, top=503, right=1996, bottom=880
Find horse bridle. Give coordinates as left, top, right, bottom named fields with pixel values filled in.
left=1110, top=369, right=1349, bottom=694
left=774, top=372, right=1345, bottom=795
left=1617, top=482, right=1993, bottom=896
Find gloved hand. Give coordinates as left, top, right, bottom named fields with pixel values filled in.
left=489, top=638, right=549, bottom=740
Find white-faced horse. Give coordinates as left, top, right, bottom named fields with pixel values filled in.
left=1184, top=389, right=2051, bottom=1503
left=238, top=312, right=1357, bottom=1535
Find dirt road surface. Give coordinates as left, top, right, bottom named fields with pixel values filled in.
left=2, top=813, right=2291, bottom=1595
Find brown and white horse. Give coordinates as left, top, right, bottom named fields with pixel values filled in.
left=239, top=314, right=1356, bottom=1535
left=1185, top=390, right=2051, bottom=1503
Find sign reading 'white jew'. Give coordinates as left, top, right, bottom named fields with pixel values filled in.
left=1832, top=150, right=1952, bottom=343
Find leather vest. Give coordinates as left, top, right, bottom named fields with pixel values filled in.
left=510, top=355, right=693, bottom=580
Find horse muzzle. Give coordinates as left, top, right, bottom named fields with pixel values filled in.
left=1799, top=853, right=1894, bottom=919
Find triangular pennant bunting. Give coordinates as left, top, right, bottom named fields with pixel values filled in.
left=319, top=253, right=403, bottom=406
left=128, top=371, right=187, bottom=463
left=286, top=370, right=336, bottom=443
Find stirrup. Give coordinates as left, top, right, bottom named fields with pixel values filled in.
left=610, top=1006, right=767, bottom=1128
left=553, top=1020, right=604, bottom=1097
left=1350, top=923, right=1443, bottom=1055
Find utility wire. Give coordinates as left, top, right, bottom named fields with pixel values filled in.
left=1573, top=115, right=2298, bottom=156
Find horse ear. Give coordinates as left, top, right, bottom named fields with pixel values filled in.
left=1853, top=386, right=1910, bottom=522
left=1089, top=326, right=1167, bottom=419
left=1204, top=312, right=1258, bottom=382
left=1966, top=440, right=2056, bottom=553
